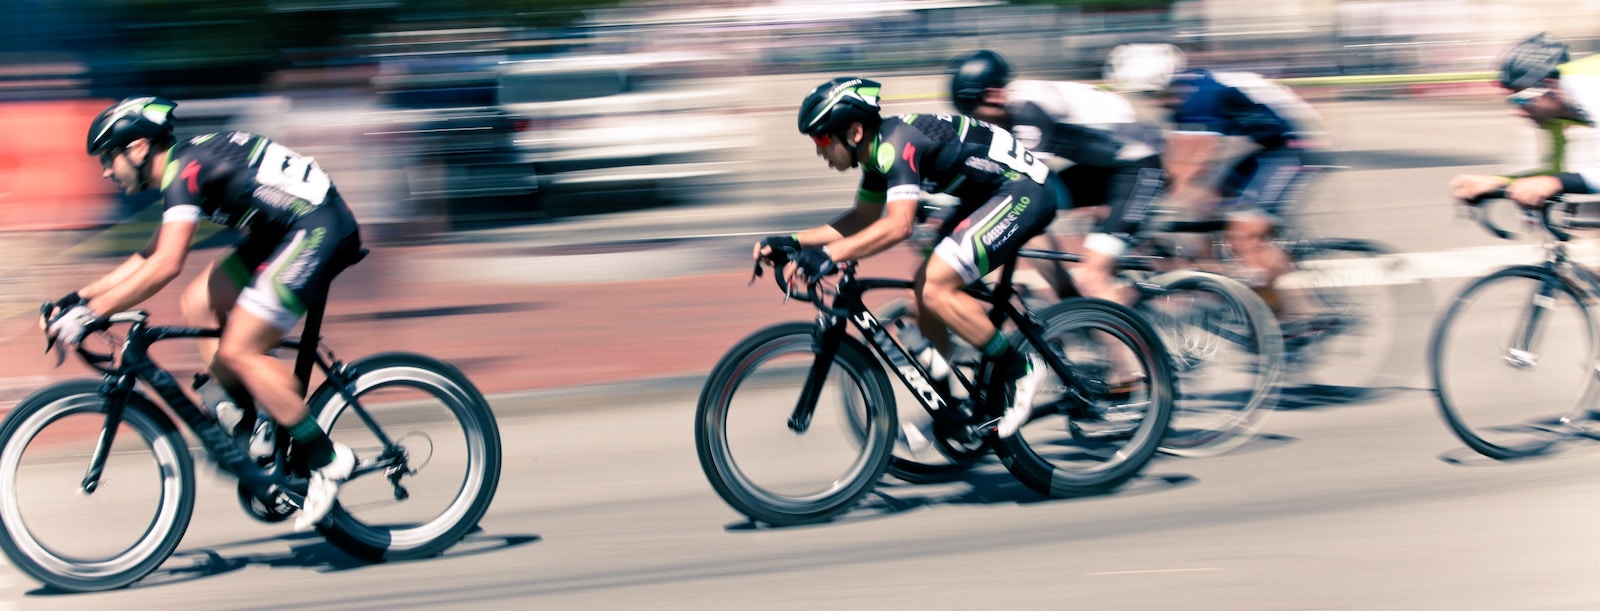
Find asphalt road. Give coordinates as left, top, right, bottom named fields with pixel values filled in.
left=5, top=91, right=1600, bottom=609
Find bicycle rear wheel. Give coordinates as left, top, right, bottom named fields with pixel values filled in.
left=0, top=380, right=194, bottom=592
left=310, top=352, right=502, bottom=560
left=995, top=299, right=1175, bottom=497
left=1140, top=270, right=1284, bottom=457
left=1277, top=236, right=1405, bottom=390
left=1430, top=266, right=1597, bottom=459
left=696, top=323, right=895, bottom=526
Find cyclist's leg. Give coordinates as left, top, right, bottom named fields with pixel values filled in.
left=1075, top=157, right=1166, bottom=306
left=923, top=181, right=1055, bottom=428
left=182, top=241, right=263, bottom=417
left=1225, top=148, right=1306, bottom=314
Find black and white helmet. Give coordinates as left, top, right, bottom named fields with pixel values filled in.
left=797, top=77, right=882, bottom=137
left=1499, top=32, right=1569, bottom=90
left=86, top=96, right=177, bottom=156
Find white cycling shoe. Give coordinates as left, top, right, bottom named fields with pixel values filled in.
left=997, top=352, right=1046, bottom=439
left=295, top=442, right=355, bottom=532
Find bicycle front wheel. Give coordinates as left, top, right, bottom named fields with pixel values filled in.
left=1140, top=270, right=1284, bottom=457
left=1430, top=266, right=1597, bottom=459
left=996, top=299, right=1176, bottom=497
left=0, top=380, right=194, bottom=592
left=696, top=322, right=895, bottom=526
left=310, top=353, right=502, bottom=561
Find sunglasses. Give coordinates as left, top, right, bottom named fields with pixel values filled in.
left=98, top=147, right=124, bottom=169
left=1506, top=87, right=1551, bottom=108
left=809, top=133, right=835, bottom=148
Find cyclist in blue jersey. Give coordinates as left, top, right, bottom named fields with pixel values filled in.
left=1109, top=44, right=1329, bottom=316
left=754, top=77, right=1061, bottom=438
left=1451, top=33, right=1600, bottom=208
left=42, top=96, right=363, bottom=531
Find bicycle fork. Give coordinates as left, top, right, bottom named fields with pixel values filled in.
left=1504, top=276, right=1566, bottom=369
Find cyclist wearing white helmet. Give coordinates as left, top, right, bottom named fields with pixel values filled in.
left=754, top=76, right=1063, bottom=438
left=1451, top=33, right=1600, bottom=209
left=1111, top=43, right=1329, bottom=316
left=950, top=49, right=1167, bottom=305
left=45, top=95, right=364, bottom=531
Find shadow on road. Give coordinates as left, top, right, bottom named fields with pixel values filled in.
left=24, top=528, right=541, bottom=595
left=720, top=461, right=1198, bottom=532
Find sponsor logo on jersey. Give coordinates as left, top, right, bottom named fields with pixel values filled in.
left=875, top=142, right=896, bottom=173
left=901, top=143, right=918, bottom=173
left=181, top=161, right=202, bottom=194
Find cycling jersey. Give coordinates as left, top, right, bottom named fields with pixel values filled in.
left=1001, top=80, right=1167, bottom=237
left=1004, top=80, right=1163, bottom=169
left=1170, top=70, right=1325, bottom=150
left=158, top=131, right=362, bottom=330
left=1518, top=54, right=1600, bottom=193
left=859, top=114, right=1058, bottom=284
left=1170, top=70, right=1327, bottom=217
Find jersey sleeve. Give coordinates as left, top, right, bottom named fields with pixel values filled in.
left=869, top=123, right=929, bottom=203
left=157, top=152, right=203, bottom=224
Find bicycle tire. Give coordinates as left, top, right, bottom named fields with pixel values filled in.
left=0, top=380, right=194, bottom=592
left=696, top=322, right=895, bottom=526
left=1278, top=235, right=1406, bottom=390
left=1429, top=266, right=1597, bottom=459
left=1139, top=270, right=1284, bottom=457
left=867, top=298, right=990, bottom=483
left=994, top=298, right=1175, bottom=497
left=310, top=352, right=502, bottom=560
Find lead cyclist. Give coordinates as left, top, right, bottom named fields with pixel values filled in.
left=43, top=96, right=364, bottom=532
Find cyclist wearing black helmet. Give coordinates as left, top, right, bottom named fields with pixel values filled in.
left=1451, top=33, right=1600, bottom=209
left=949, top=49, right=1166, bottom=304
left=45, top=95, right=363, bottom=532
left=755, top=76, right=1061, bottom=438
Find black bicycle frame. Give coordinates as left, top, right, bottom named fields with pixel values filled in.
left=77, top=314, right=390, bottom=506
left=785, top=262, right=1095, bottom=433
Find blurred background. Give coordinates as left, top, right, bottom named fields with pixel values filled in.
left=2, top=0, right=1599, bottom=243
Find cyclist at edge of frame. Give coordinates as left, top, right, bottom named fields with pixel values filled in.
left=1451, top=33, right=1600, bottom=218
left=40, top=96, right=364, bottom=532
left=753, top=77, right=1061, bottom=439
left=948, top=48, right=1168, bottom=306
left=1106, top=43, right=1333, bottom=326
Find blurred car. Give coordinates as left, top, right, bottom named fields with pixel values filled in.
left=495, top=52, right=750, bottom=214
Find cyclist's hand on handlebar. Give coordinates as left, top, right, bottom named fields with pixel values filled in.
left=38, top=291, right=83, bottom=332
left=42, top=304, right=99, bottom=366
left=754, top=234, right=800, bottom=263
left=1505, top=175, right=1563, bottom=209
left=1449, top=174, right=1511, bottom=203
left=791, top=247, right=837, bottom=282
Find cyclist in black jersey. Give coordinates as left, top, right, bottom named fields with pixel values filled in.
left=41, top=96, right=364, bottom=532
left=950, top=49, right=1166, bottom=305
left=755, top=77, right=1060, bottom=438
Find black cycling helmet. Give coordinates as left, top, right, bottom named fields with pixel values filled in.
left=1499, top=32, right=1570, bottom=90
left=797, top=77, right=882, bottom=138
left=87, top=96, right=177, bottom=156
left=949, top=50, right=1011, bottom=115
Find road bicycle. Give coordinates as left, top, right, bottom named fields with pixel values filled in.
left=874, top=254, right=1281, bottom=465
left=1138, top=206, right=1404, bottom=392
left=694, top=246, right=1175, bottom=526
left=1430, top=193, right=1600, bottom=459
left=0, top=256, right=502, bottom=592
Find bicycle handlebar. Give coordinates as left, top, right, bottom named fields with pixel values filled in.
left=751, top=246, right=856, bottom=317
left=1463, top=188, right=1571, bottom=242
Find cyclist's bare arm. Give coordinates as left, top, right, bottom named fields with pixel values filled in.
left=79, top=221, right=197, bottom=315
left=802, top=197, right=918, bottom=263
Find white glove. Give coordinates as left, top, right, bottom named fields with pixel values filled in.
left=45, top=305, right=98, bottom=365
